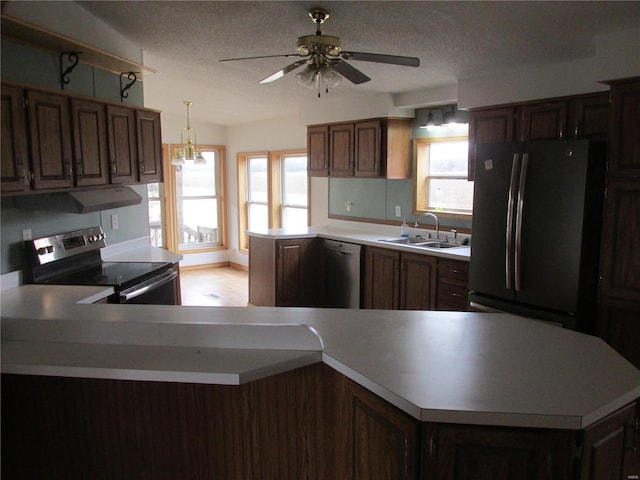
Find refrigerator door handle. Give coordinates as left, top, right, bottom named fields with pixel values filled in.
left=515, top=153, right=529, bottom=292
left=505, top=153, right=520, bottom=290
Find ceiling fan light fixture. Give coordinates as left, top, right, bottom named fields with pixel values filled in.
left=296, top=65, right=317, bottom=88
left=320, top=65, right=342, bottom=89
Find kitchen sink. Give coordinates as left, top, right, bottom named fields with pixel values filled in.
left=420, top=242, right=461, bottom=249
left=379, top=236, right=431, bottom=245
left=378, top=237, right=466, bottom=249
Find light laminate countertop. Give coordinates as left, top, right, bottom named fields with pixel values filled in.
left=2, top=284, right=639, bottom=431
left=247, top=225, right=471, bottom=261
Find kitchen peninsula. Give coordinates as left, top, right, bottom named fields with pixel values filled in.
left=2, top=281, right=639, bottom=479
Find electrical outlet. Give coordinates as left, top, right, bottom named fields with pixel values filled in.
left=111, top=214, right=118, bottom=230
left=22, top=228, right=32, bottom=241
left=395, top=206, right=402, bottom=217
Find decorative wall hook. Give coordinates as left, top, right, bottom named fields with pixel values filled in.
left=120, top=72, right=138, bottom=102
left=59, top=51, right=81, bottom=90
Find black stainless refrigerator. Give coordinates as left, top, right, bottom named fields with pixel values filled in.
left=468, top=140, right=606, bottom=332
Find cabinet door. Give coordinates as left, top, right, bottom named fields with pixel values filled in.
left=400, top=252, right=436, bottom=310
left=423, top=423, right=574, bottom=480
left=363, top=246, right=400, bottom=309
left=580, top=402, right=637, bottom=480
left=609, top=80, right=640, bottom=177
left=106, top=105, right=138, bottom=184
left=276, top=238, right=319, bottom=307
left=598, top=296, right=640, bottom=370
left=1, top=84, right=29, bottom=193
left=467, top=107, right=516, bottom=180
left=330, top=123, right=354, bottom=176
left=568, top=93, right=610, bottom=140
left=354, top=120, right=381, bottom=177
left=307, top=124, right=329, bottom=176
left=340, top=378, right=419, bottom=480
left=26, top=89, right=73, bottom=190
left=70, top=98, right=109, bottom=187
left=136, top=109, right=163, bottom=183
left=518, top=100, right=568, bottom=142
left=599, top=180, right=640, bottom=302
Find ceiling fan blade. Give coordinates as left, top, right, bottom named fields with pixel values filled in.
left=220, top=53, right=305, bottom=62
left=259, top=60, right=308, bottom=84
left=331, top=60, right=371, bottom=85
left=339, top=51, right=420, bottom=67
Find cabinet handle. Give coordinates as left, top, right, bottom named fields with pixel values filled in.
left=559, top=121, right=564, bottom=139
left=428, top=435, right=436, bottom=456
left=449, top=292, right=463, bottom=298
left=448, top=269, right=461, bottom=274
left=635, top=416, right=639, bottom=454
left=112, top=163, right=117, bottom=174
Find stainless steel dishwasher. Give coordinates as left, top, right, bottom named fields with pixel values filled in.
left=323, top=239, right=362, bottom=308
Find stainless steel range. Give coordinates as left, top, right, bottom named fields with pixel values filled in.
left=24, top=226, right=179, bottom=305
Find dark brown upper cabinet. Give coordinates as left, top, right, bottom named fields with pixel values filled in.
left=468, top=92, right=611, bottom=180
left=308, top=118, right=411, bottom=179
left=1, top=83, right=29, bottom=193
left=106, top=105, right=138, bottom=185
left=136, top=109, right=163, bottom=183
left=26, top=89, right=74, bottom=191
left=71, top=98, right=109, bottom=187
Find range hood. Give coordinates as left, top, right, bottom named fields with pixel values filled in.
left=14, top=186, right=142, bottom=214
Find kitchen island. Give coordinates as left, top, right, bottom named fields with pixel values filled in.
left=2, top=284, right=639, bottom=479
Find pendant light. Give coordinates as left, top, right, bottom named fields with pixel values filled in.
left=171, top=100, right=205, bottom=165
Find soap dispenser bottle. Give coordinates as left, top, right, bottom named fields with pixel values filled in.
left=400, top=218, right=410, bottom=237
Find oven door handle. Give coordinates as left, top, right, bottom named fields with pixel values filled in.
left=119, top=268, right=178, bottom=302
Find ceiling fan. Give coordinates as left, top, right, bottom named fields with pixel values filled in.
left=219, top=8, right=420, bottom=96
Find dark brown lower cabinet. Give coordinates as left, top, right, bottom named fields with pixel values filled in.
left=422, top=424, right=574, bottom=480
left=2, top=365, right=637, bottom=480
left=363, top=246, right=437, bottom=310
left=249, top=236, right=321, bottom=307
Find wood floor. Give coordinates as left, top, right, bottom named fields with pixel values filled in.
left=179, top=266, right=249, bottom=306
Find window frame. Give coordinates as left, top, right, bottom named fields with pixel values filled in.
left=413, top=136, right=473, bottom=219
left=165, top=143, right=228, bottom=254
left=237, top=149, right=308, bottom=252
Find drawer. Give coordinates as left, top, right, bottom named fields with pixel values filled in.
left=438, top=259, right=469, bottom=284
left=437, top=282, right=469, bottom=311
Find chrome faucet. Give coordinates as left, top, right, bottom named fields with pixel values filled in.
left=415, top=212, right=439, bottom=240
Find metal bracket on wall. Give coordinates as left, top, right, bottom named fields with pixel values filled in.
left=59, top=51, right=81, bottom=90
left=120, top=72, right=138, bottom=102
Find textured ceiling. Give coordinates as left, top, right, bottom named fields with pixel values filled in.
left=77, top=1, right=640, bottom=125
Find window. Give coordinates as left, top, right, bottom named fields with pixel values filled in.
left=238, top=150, right=308, bottom=250
left=147, top=182, right=164, bottom=247
left=147, top=144, right=169, bottom=247
left=415, top=137, right=473, bottom=215
left=247, top=155, right=269, bottom=232
left=165, top=144, right=227, bottom=252
left=281, top=153, right=308, bottom=228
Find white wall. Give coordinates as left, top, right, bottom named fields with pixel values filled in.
left=225, top=115, right=308, bottom=267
